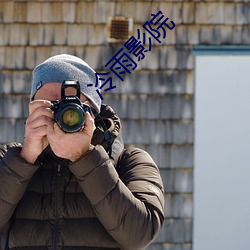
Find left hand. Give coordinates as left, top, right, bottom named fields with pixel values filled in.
left=46, top=112, right=95, bottom=162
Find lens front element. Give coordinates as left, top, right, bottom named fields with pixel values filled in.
left=56, top=104, right=85, bottom=133
left=62, top=108, right=81, bottom=126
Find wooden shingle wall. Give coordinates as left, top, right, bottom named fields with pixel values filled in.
left=0, top=1, right=249, bottom=249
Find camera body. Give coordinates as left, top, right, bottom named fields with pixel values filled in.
left=50, top=80, right=92, bottom=133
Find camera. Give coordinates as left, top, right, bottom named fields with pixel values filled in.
left=50, top=80, right=92, bottom=133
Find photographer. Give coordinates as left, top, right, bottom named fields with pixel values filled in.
left=0, top=54, right=164, bottom=250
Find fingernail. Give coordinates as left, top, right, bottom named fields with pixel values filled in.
left=45, top=100, right=52, bottom=106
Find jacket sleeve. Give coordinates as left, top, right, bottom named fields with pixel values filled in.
left=69, top=145, right=164, bottom=250
left=0, top=143, right=39, bottom=235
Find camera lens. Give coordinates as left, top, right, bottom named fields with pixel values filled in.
left=55, top=104, right=85, bottom=133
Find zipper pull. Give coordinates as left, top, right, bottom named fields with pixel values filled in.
left=57, top=163, right=61, bottom=176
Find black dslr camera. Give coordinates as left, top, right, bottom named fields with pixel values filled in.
left=50, top=80, right=92, bottom=133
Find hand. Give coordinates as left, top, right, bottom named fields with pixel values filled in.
left=21, top=100, right=54, bottom=164
left=46, top=112, right=95, bottom=162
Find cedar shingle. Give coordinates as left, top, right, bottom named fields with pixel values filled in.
left=150, top=71, right=171, bottom=95
left=148, top=121, right=167, bottom=144
left=41, top=2, right=62, bottom=23
left=76, top=1, right=94, bottom=23
left=185, top=70, right=193, bottom=94
left=62, top=2, right=76, bottom=23
left=195, top=2, right=207, bottom=24
left=115, top=2, right=136, bottom=18
left=27, top=2, right=42, bottom=23
left=183, top=2, right=194, bottom=24
left=212, top=26, right=222, bottom=45
left=164, top=194, right=173, bottom=218
left=147, top=96, right=161, bottom=119
left=15, top=119, right=26, bottom=143
left=127, top=95, right=140, bottom=119
left=172, top=121, right=193, bottom=144
left=93, top=1, right=115, bottom=24
left=2, top=95, right=23, bottom=119
left=220, top=25, right=233, bottom=44
left=236, top=3, right=249, bottom=24
left=139, top=95, right=148, bottom=119
left=187, top=25, right=199, bottom=45
left=176, top=25, right=188, bottom=45
left=9, top=24, right=28, bottom=45
left=160, top=95, right=193, bottom=120
left=0, top=24, right=9, bottom=45
left=135, top=2, right=152, bottom=23
left=224, top=3, right=236, bottom=24
left=0, top=2, right=3, bottom=23
left=14, top=2, right=27, bottom=23
left=3, top=1, right=14, bottom=23
left=199, top=26, right=214, bottom=44
left=171, top=145, right=193, bottom=168
left=4, top=47, right=14, bottom=69
left=83, top=46, right=103, bottom=70
left=41, top=2, right=55, bottom=23
left=160, top=169, right=174, bottom=192
left=170, top=219, right=192, bottom=243
left=232, top=25, right=242, bottom=44
left=52, top=2, right=62, bottom=23
left=43, top=25, right=54, bottom=45
left=87, top=24, right=106, bottom=46
left=121, top=120, right=138, bottom=144
left=132, top=72, right=151, bottom=95
left=67, top=24, right=87, bottom=46
left=173, top=194, right=193, bottom=218
left=54, top=24, right=67, bottom=45
left=159, top=2, right=173, bottom=23
left=207, top=3, right=224, bottom=24
left=165, top=46, right=177, bottom=70
left=22, top=97, right=30, bottom=118
left=242, top=25, right=250, bottom=44
left=25, top=46, right=36, bottom=70
left=159, top=144, right=171, bottom=168
left=177, top=47, right=194, bottom=70
left=174, top=169, right=193, bottom=193
left=34, top=47, right=51, bottom=67
left=12, top=71, right=32, bottom=94
left=162, top=25, right=176, bottom=45
left=0, top=71, right=12, bottom=94
left=172, top=2, right=182, bottom=25
left=28, top=24, right=44, bottom=46
left=140, top=47, right=160, bottom=70
left=0, top=119, right=16, bottom=143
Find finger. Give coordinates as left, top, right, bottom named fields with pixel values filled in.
left=28, top=106, right=54, bottom=123
left=27, top=115, right=54, bottom=130
left=29, top=100, right=52, bottom=114
left=83, top=112, right=94, bottom=135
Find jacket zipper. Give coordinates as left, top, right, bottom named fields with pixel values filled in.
left=52, top=160, right=62, bottom=250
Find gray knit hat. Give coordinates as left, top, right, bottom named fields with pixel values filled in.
left=31, top=54, right=101, bottom=113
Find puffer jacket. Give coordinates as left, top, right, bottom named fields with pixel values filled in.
left=0, top=104, right=164, bottom=250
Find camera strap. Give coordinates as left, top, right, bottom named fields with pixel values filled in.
left=93, top=112, right=113, bottom=159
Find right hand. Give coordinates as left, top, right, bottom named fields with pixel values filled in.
left=20, top=100, right=54, bottom=164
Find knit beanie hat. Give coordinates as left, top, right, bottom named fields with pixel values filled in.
left=30, top=54, right=101, bottom=113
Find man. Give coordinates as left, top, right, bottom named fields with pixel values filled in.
left=0, top=54, right=164, bottom=250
